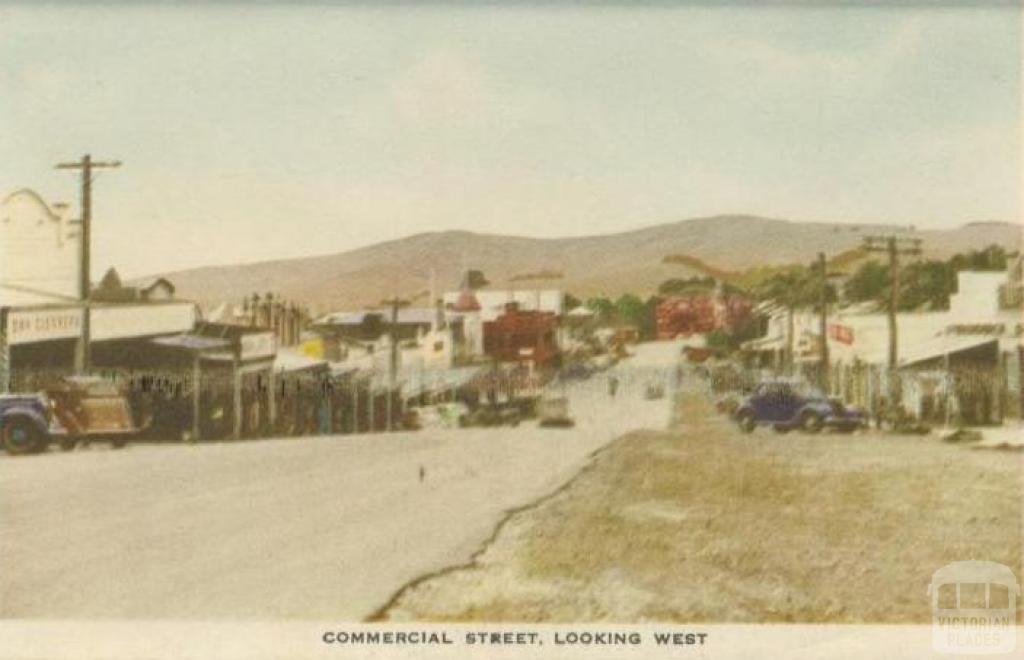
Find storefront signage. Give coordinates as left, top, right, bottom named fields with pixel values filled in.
left=240, top=331, right=276, bottom=360
left=6, top=307, right=83, bottom=345
left=828, top=323, right=854, bottom=345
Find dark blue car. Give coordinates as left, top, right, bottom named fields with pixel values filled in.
left=734, top=379, right=866, bottom=434
left=0, top=393, right=59, bottom=455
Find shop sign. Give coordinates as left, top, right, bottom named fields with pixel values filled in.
left=239, top=331, right=276, bottom=360
left=7, top=307, right=83, bottom=345
left=828, top=323, right=855, bottom=345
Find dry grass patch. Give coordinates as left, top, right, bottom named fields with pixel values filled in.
left=384, top=393, right=1021, bottom=623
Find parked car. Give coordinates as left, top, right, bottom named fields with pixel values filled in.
left=459, top=405, right=521, bottom=428
left=0, top=392, right=57, bottom=455
left=538, top=395, right=574, bottom=428
left=733, top=379, right=867, bottom=434
left=0, top=377, right=140, bottom=455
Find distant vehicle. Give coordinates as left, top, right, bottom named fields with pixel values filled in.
left=559, top=362, right=596, bottom=381
left=459, top=405, right=521, bottom=428
left=0, top=377, right=140, bottom=455
left=537, top=396, right=574, bottom=428
left=644, top=382, right=665, bottom=400
left=733, top=379, right=866, bottom=434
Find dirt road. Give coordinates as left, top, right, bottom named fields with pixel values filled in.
left=0, top=343, right=681, bottom=620
left=382, top=391, right=1023, bottom=623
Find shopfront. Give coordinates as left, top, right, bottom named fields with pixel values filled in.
left=0, top=301, right=198, bottom=393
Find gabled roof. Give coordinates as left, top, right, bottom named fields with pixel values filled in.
left=141, top=277, right=175, bottom=294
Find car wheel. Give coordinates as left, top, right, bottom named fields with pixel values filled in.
left=111, top=438, right=127, bottom=449
left=800, top=411, right=823, bottom=434
left=737, top=411, right=756, bottom=434
left=773, top=425, right=790, bottom=434
left=2, top=418, right=46, bottom=455
left=837, top=425, right=856, bottom=434
left=59, top=439, right=77, bottom=451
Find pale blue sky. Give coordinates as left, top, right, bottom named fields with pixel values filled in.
left=0, top=3, right=1019, bottom=277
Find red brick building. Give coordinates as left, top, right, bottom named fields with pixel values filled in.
left=483, top=302, right=559, bottom=367
left=656, top=292, right=753, bottom=340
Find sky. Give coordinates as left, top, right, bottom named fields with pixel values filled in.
left=0, top=2, right=1020, bottom=278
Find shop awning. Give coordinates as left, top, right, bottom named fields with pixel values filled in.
left=150, top=334, right=230, bottom=352
left=899, top=335, right=999, bottom=368
left=390, top=365, right=485, bottom=397
left=741, top=334, right=786, bottom=352
left=274, top=350, right=328, bottom=373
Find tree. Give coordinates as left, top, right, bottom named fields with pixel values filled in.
left=950, top=244, right=1009, bottom=272
left=899, top=260, right=953, bottom=311
left=755, top=265, right=818, bottom=309
left=658, top=276, right=715, bottom=296
left=754, top=266, right=818, bottom=372
left=584, top=296, right=615, bottom=322
left=563, top=292, right=582, bottom=311
left=845, top=257, right=954, bottom=311
left=615, top=293, right=647, bottom=329
left=705, top=328, right=735, bottom=352
left=641, top=295, right=663, bottom=340
left=843, top=260, right=889, bottom=304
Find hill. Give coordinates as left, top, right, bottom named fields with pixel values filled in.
left=142, top=215, right=1021, bottom=313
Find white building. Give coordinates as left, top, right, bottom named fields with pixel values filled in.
left=1, top=189, right=80, bottom=307
left=823, top=262, right=1023, bottom=423
left=0, top=189, right=198, bottom=392
left=442, top=289, right=563, bottom=322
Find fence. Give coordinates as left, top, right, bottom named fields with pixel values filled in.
left=706, top=358, right=1019, bottom=427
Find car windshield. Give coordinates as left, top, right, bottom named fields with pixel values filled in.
left=794, top=383, right=826, bottom=399
left=759, top=381, right=824, bottom=399
left=62, top=378, right=120, bottom=397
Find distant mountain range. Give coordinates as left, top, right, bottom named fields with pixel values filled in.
left=142, top=215, right=1021, bottom=314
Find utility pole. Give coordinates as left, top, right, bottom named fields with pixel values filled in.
left=817, top=252, right=830, bottom=392
left=380, top=296, right=410, bottom=432
left=862, top=235, right=922, bottom=408
left=56, top=154, right=122, bottom=373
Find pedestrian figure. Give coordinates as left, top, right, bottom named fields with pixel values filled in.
left=419, top=465, right=426, bottom=483
left=608, top=375, right=619, bottom=398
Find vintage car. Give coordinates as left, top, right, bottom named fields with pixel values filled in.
left=537, top=395, right=574, bottom=428
left=0, top=377, right=139, bottom=455
left=458, top=405, right=522, bottom=428
left=733, top=379, right=867, bottom=434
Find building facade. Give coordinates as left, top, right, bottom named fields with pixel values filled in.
left=0, top=189, right=198, bottom=393
left=656, top=290, right=753, bottom=340
left=482, top=302, right=560, bottom=368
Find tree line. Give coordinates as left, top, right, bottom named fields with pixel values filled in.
left=559, top=243, right=1015, bottom=350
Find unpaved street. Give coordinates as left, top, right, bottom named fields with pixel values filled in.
left=383, top=390, right=1023, bottom=623
left=0, top=343, right=681, bottom=620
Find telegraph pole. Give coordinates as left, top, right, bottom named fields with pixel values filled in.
left=56, top=154, right=122, bottom=373
left=380, top=296, right=410, bottom=432
left=817, top=252, right=829, bottom=392
left=862, top=234, right=922, bottom=407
